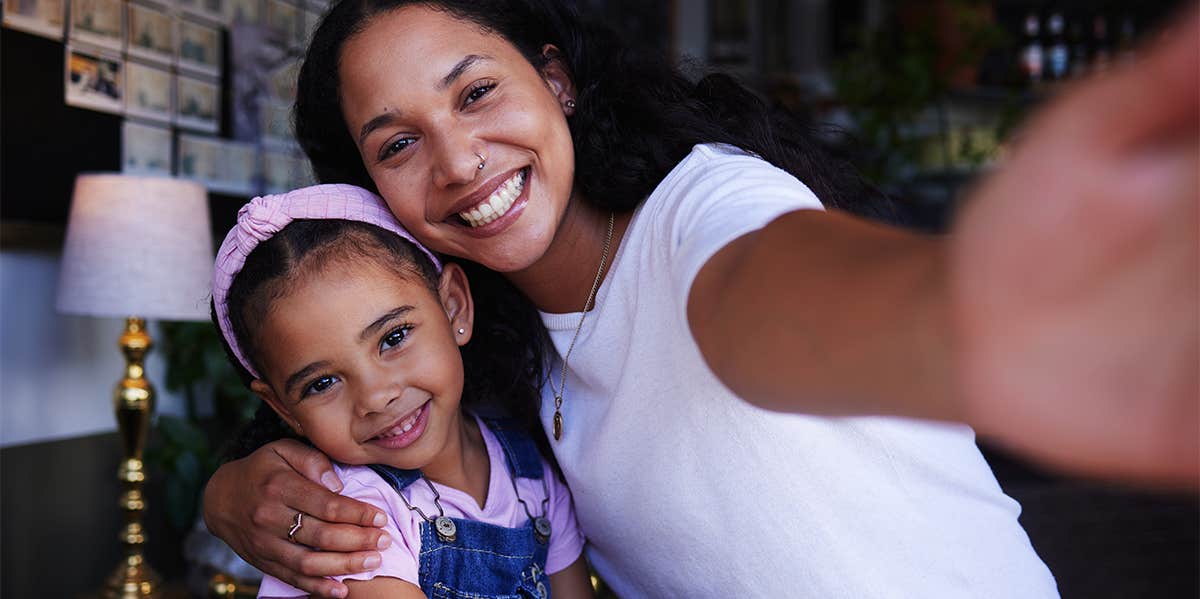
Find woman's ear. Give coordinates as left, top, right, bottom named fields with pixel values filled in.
left=538, top=44, right=576, bottom=115
left=250, top=379, right=304, bottom=435
left=438, top=263, right=475, bottom=347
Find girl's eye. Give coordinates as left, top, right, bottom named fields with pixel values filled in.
left=381, top=325, right=413, bottom=352
left=463, top=82, right=494, bottom=107
left=302, top=375, right=338, bottom=398
left=378, top=137, right=415, bottom=162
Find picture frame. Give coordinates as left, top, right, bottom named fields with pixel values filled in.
left=301, top=8, right=320, bottom=50
left=64, top=45, right=124, bottom=114
left=265, top=0, right=299, bottom=48
left=178, top=0, right=223, bottom=25
left=266, top=57, right=299, bottom=102
left=262, top=149, right=311, bottom=194
left=177, top=17, right=222, bottom=76
left=68, top=0, right=123, bottom=51
left=225, top=0, right=260, bottom=26
left=259, top=97, right=294, bottom=148
left=176, top=73, right=220, bottom=132
left=126, top=2, right=174, bottom=65
left=211, top=139, right=259, bottom=196
left=3, top=0, right=66, bottom=40
left=124, top=60, right=174, bottom=123
left=177, top=133, right=223, bottom=187
left=121, top=120, right=173, bottom=176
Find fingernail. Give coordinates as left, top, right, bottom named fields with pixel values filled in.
left=321, top=471, right=342, bottom=492
left=363, top=554, right=382, bottom=570
left=377, top=533, right=392, bottom=549
left=331, top=586, right=347, bottom=598
left=373, top=511, right=387, bottom=527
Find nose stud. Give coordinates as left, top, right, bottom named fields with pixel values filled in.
left=475, top=153, right=486, bottom=171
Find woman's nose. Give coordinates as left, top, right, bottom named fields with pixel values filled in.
left=430, top=130, right=482, bottom=189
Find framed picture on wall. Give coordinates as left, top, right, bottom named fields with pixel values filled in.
left=176, top=73, right=220, bottom=132
left=266, top=58, right=299, bottom=102
left=3, top=0, right=66, bottom=40
left=225, top=0, right=261, bottom=26
left=265, top=0, right=299, bottom=48
left=64, top=45, right=124, bottom=114
left=178, top=0, right=223, bottom=25
left=259, top=97, right=294, bottom=148
left=124, top=60, right=173, bottom=123
left=126, top=2, right=174, bottom=65
left=177, top=133, right=222, bottom=187
left=68, top=0, right=123, bottom=51
left=263, top=149, right=311, bottom=194
left=177, top=18, right=222, bottom=76
left=122, top=120, right=173, bottom=176
left=301, top=8, right=320, bottom=49
left=212, top=139, right=259, bottom=196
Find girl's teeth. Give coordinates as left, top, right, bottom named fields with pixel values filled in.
left=459, top=170, right=525, bottom=227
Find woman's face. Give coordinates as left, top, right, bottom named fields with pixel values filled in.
left=338, top=5, right=577, bottom=274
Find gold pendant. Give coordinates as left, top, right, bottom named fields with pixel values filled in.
left=553, top=410, right=563, bottom=440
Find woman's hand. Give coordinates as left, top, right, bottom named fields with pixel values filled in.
left=203, top=439, right=391, bottom=598
left=951, top=13, right=1198, bottom=487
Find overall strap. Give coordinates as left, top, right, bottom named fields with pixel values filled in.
left=480, top=417, right=544, bottom=480
left=368, top=464, right=423, bottom=491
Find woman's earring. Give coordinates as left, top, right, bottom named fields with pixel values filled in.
left=475, top=152, right=486, bottom=171
left=565, top=99, right=576, bottom=111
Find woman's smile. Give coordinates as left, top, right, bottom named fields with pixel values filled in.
left=448, top=167, right=530, bottom=234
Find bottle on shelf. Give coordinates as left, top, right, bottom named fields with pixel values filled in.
left=1021, top=11, right=1045, bottom=86
left=1046, top=9, right=1069, bottom=81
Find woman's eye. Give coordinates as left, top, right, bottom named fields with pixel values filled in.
left=378, top=137, right=415, bottom=161
left=381, top=325, right=413, bottom=351
left=303, top=375, right=338, bottom=398
left=463, top=83, right=494, bottom=107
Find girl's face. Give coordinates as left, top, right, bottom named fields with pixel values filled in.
left=338, top=5, right=578, bottom=274
left=250, top=258, right=474, bottom=471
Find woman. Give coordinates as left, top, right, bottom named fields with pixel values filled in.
left=204, top=1, right=1198, bottom=596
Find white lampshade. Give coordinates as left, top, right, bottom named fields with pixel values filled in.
left=57, top=174, right=214, bottom=321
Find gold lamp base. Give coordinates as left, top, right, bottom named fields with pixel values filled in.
left=104, top=317, right=161, bottom=598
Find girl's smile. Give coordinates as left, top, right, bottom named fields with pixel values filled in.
left=249, top=256, right=477, bottom=478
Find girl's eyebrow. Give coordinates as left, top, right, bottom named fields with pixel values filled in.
left=356, top=54, right=494, bottom=149
left=285, top=361, right=332, bottom=396
left=360, top=306, right=415, bottom=342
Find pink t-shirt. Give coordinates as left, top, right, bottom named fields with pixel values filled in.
left=259, top=416, right=585, bottom=597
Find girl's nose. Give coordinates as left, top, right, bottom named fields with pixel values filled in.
left=355, top=369, right=403, bottom=417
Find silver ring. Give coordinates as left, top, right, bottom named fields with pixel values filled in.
left=475, top=152, right=486, bottom=171
left=287, top=512, right=303, bottom=543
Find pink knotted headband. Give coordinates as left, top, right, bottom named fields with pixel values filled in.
left=212, top=184, right=441, bottom=378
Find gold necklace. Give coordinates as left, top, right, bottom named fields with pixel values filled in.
left=549, top=212, right=615, bottom=441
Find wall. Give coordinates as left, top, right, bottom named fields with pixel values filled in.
left=1, top=248, right=188, bottom=448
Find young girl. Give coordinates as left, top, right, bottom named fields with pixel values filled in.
left=211, top=184, right=592, bottom=598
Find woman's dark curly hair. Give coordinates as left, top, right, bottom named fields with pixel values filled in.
left=219, top=219, right=550, bottom=461
left=295, top=0, right=900, bottom=224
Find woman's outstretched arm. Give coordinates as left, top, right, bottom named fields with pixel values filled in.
left=690, top=15, right=1198, bottom=487
left=203, top=439, right=390, bottom=598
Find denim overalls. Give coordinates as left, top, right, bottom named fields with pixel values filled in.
left=369, top=418, right=553, bottom=599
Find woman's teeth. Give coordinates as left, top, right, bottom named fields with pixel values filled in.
left=374, top=407, right=422, bottom=439
left=459, top=170, right=525, bottom=227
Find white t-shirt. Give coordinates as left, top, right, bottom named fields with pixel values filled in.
left=539, top=144, right=1058, bottom=597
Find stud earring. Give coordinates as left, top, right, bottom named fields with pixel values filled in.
left=475, top=153, right=486, bottom=171
left=565, top=99, right=576, bottom=110
left=457, top=328, right=466, bottom=335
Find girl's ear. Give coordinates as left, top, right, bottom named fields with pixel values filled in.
left=250, top=379, right=304, bottom=435
left=538, top=44, right=576, bottom=116
left=437, top=263, right=475, bottom=347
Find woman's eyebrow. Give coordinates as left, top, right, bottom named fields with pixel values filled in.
left=438, top=54, right=492, bottom=90
left=356, top=55, right=494, bottom=149
left=360, top=306, right=415, bottom=342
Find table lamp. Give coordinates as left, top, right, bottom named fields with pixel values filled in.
left=57, top=174, right=214, bottom=598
